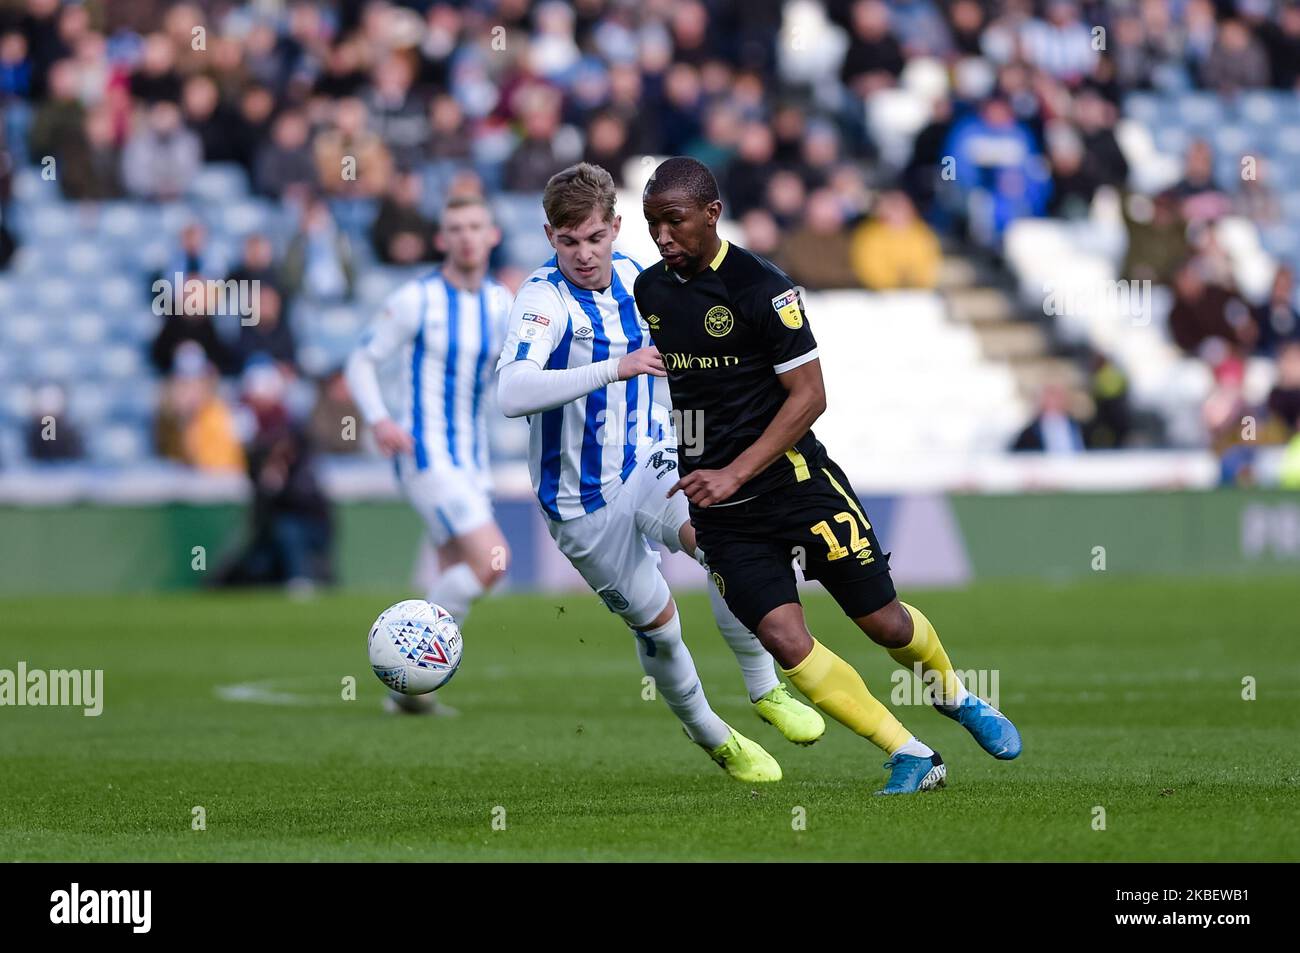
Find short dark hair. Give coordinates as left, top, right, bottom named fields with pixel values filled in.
left=643, top=156, right=720, bottom=207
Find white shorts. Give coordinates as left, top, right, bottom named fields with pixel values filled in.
left=546, top=440, right=691, bottom=628
left=397, top=457, right=495, bottom=548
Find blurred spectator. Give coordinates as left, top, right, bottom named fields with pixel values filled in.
left=229, top=85, right=276, bottom=175
left=1168, top=262, right=1256, bottom=366
left=841, top=0, right=904, bottom=97
left=1171, top=140, right=1231, bottom=225
left=658, top=62, right=704, bottom=156
left=153, top=221, right=227, bottom=290
left=129, top=32, right=182, bottom=105
left=281, top=197, right=355, bottom=302
left=234, top=285, right=295, bottom=372
left=1083, top=352, right=1133, bottom=450
left=0, top=32, right=32, bottom=99
left=28, top=59, right=82, bottom=166
left=309, top=368, right=364, bottom=455
left=502, top=83, right=576, bottom=191
left=1011, top=382, right=1087, bottom=453
left=851, top=190, right=942, bottom=290
left=1073, top=89, right=1128, bottom=187
left=764, top=168, right=807, bottom=230
left=1266, top=342, right=1300, bottom=435
left=1109, top=10, right=1156, bottom=89
left=365, top=54, right=428, bottom=171
left=582, top=111, right=635, bottom=188
left=181, top=75, right=242, bottom=166
left=154, top=343, right=245, bottom=472
left=60, top=105, right=122, bottom=199
left=775, top=189, right=859, bottom=291
left=426, top=93, right=472, bottom=162
left=121, top=101, right=201, bottom=200
left=315, top=36, right=368, bottom=100
left=24, top=384, right=84, bottom=462
left=370, top=170, right=441, bottom=265
left=149, top=284, right=238, bottom=377
left=1121, top=191, right=1191, bottom=285
left=1203, top=358, right=1254, bottom=484
left=1202, top=19, right=1270, bottom=94
left=1019, top=2, right=1097, bottom=85
left=1253, top=266, right=1300, bottom=358
left=313, top=96, right=392, bottom=197
left=215, top=362, right=334, bottom=590
left=1264, top=4, right=1300, bottom=90
left=942, top=96, right=1052, bottom=247
left=724, top=120, right=778, bottom=218
left=253, top=108, right=317, bottom=200
left=901, top=95, right=954, bottom=216
left=740, top=207, right=781, bottom=259
left=226, top=233, right=281, bottom=293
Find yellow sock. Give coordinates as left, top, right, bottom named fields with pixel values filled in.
left=782, top=639, right=910, bottom=754
left=890, top=602, right=962, bottom=706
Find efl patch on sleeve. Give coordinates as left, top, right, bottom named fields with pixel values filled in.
left=771, top=289, right=803, bottom=329
left=521, top=312, right=551, bottom=326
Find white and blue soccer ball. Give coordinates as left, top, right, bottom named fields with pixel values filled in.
left=367, top=600, right=463, bottom=695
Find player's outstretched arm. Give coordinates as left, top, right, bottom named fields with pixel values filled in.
left=497, top=347, right=665, bottom=418
left=669, top=358, right=826, bottom=506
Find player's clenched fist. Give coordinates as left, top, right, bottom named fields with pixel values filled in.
left=617, top=345, right=666, bottom=380
left=373, top=418, right=415, bottom=456
left=667, top=468, right=743, bottom=507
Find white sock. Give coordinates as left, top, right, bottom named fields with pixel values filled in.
left=428, top=563, right=484, bottom=624
left=706, top=580, right=780, bottom=702
left=632, top=611, right=731, bottom=750
left=896, top=736, right=935, bottom=758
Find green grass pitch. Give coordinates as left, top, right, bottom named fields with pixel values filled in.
left=1, top=577, right=1296, bottom=861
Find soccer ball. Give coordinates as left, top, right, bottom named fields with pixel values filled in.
left=367, top=600, right=463, bottom=695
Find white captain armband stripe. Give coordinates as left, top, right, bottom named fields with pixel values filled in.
left=773, top=348, right=819, bottom=374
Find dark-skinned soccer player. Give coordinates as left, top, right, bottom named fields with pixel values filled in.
left=632, top=157, right=1021, bottom=795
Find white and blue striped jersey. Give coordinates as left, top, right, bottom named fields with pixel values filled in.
left=496, top=253, right=666, bottom=521
left=356, top=268, right=512, bottom=474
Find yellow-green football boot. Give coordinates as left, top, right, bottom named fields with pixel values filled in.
left=699, top=727, right=783, bottom=782
left=753, top=684, right=826, bottom=745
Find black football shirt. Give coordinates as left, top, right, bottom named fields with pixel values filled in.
left=633, top=241, right=824, bottom=501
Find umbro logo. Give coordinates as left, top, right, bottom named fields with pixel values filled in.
left=574, top=325, right=593, bottom=339
left=857, top=548, right=875, bottom=565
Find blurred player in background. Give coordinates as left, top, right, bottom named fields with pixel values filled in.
left=496, top=163, right=825, bottom=782
left=636, top=157, right=1022, bottom=795
left=347, top=194, right=512, bottom=715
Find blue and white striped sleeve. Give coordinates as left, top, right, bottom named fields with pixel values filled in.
left=496, top=279, right=565, bottom=371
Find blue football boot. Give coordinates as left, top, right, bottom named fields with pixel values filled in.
left=874, top=751, right=947, bottom=795
left=937, top=695, right=1022, bottom=760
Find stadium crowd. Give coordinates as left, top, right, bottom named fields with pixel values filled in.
left=1, top=0, right=1299, bottom=496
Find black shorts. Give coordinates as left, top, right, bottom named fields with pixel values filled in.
left=691, top=453, right=895, bottom=633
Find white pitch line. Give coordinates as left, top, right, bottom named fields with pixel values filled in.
left=214, top=679, right=338, bottom=707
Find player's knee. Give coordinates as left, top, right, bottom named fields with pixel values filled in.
left=755, top=606, right=814, bottom=669
left=628, top=604, right=682, bottom=658
left=856, top=599, right=911, bottom=648
left=639, top=598, right=677, bottom=632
